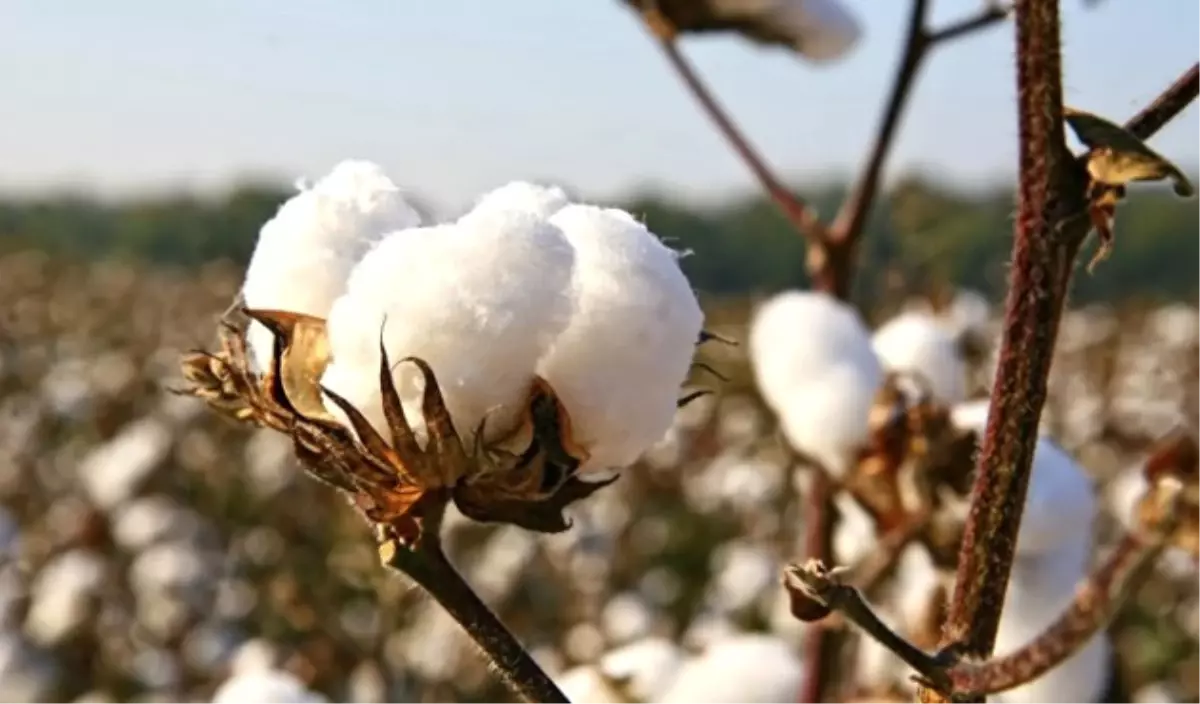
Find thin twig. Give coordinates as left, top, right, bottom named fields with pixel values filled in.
left=638, top=5, right=826, bottom=243
left=797, top=470, right=839, bottom=702
left=379, top=520, right=568, bottom=703
left=1123, top=63, right=1199, bottom=138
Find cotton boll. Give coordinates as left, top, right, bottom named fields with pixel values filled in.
left=600, top=592, right=654, bottom=644
left=711, top=0, right=861, bottom=61
left=749, top=291, right=880, bottom=412
left=25, top=549, right=107, bottom=646
left=555, top=666, right=622, bottom=704
left=242, top=160, right=421, bottom=370
left=872, top=311, right=967, bottom=405
left=463, top=181, right=569, bottom=221
left=833, top=491, right=876, bottom=564
left=660, top=633, right=804, bottom=702
left=78, top=417, right=172, bottom=511
left=708, top=541, right=777, bottom=614
left=323, top=212, right=576, bottom=444
left=777, top=362, right=881, bottom=477
left=536, top=204, right=704, bottom=473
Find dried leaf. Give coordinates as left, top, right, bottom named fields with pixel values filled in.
left=1065, top=107, right=1195, bottom=196
left=454, top=474, right=619, bottom=533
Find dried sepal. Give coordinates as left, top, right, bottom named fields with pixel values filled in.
left=242, top=309, right=335, bottom=422
left=1137, top=430, right=1200, bottom=557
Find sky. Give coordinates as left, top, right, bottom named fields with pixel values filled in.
left=2, top=0, right=1197, bottom=213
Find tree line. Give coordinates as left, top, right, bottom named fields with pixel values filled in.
left=1, top=174, right=1195, bottom=304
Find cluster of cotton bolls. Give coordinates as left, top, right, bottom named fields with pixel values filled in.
left=746, top=288, right=1167, bottom=702
left=243, top=160, right=703, bottom=475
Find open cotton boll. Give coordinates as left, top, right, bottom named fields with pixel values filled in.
left=462, top=181, right=570, bottom=221
left=242, top=160, right=421, bottom=371
left=660, top=633, right=804, bottom=703
left=872, top=311, right=967, bottom=405
left=536, top=204, right=704, bottom=473
left=555, top=666, right=623, bottom=704
left=950, top=399, right=1097, bottom=555
left=749, top=290, right=880, bottom=412
left=777, top=362, right=881, bottom=478
left=714, top=0, right=861, bottom=61
left=322, top=212, right=576, bottom=443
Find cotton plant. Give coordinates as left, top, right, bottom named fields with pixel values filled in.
left=180, top=160, right=707, bottom=701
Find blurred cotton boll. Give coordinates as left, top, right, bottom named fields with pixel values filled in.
left=761, top=0, right=861, bottom=60
left=659, top=633, right=804, bottom=702
left=872, top=310, right=967, bottom=405
left=536, top=204, right=704, bottom=473
left=749, top=291, right=879, bottom=408
left=597, top=636, right=685, bottom=701
left=211, top=669, right=326, bottom=704
left=241, top=160, right=422, bottom=371
left=749, top=291, right=882, bottom=476
left=322, top=212, right=577, bottom=444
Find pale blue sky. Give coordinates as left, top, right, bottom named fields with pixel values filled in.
left=2, top=1, right=1197, bottom=213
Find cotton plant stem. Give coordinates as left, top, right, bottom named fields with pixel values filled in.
left=932, top=7, right=1082, bottom=700
left=379, top=531, right=568, bottom=703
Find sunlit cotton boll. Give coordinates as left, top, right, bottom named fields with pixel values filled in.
left=536, top=204, right=704, bottom=473
left=241, top=160, right=422, bottom=371
left=597, top=636, right=685, bottom=702
left=322, top=211, right=576, bottom=444
left=872, top=310, right=967, bottom=405
left=749, top=290, right=880, bottom=411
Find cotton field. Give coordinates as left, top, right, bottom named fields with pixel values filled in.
left=0, top=244, right=1195, bottom=702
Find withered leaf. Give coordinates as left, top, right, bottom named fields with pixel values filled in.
left=1064, top=107, right=1195, bottom=197
left=243, top=308, right=335, bottom=422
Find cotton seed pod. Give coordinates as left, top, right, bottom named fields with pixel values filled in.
left=536, top=204, right=704, bottom=474
left=463, top=181, right=570, bottom=221
left=749, top=290, right=881, bottom=413
left=242, top=160, right=421, bottom=371
left=321, top=211, right=576, bottom=445
left=872, top=310, right=967, bottom=405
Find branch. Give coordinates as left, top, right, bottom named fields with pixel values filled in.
left=1123, top=63, right=1199, bottom=138
left=827, top=1, right=1010, bottom=260
left=797, top=470, right=839, bottom=702
left=936, top=3, right=1080, bottom=688
left=379, top=519, right=568, bottom=703
left=638, top=5, right=826, bottom=243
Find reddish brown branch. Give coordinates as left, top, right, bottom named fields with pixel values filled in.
left=797, top=470, right=839, bottom=702
left=1123, top=63, right=1199, bottom=138
left=935, top=7, right=1081, bottom=694
left=639, top=8, right=827, bottom=244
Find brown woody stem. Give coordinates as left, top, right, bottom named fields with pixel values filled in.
left=935, top=6, right=1081, bottom=696
left=379, top=522, right=567, bottom=703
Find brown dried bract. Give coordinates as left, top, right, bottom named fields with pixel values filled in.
left=179, top=306, right=619, bottom=544
left=1137, top=430, right=1199, bottom=557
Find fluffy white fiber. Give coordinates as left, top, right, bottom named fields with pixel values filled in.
left=749, top=291, right=882, bottom=477
left=211, top=669, right=326, bottom=704
left=536, top=204, right=704, bottom=472
left=872, top=310, right=967, bottom=405
left=241, top=163, right=703, bottom=474
left=321, top=212, right=577, bottom=445
left=242, top=160, right=422, bottom=371
left=715, top=0, right=861, bottom=61
left=950, top=399, right=1097, bottom=556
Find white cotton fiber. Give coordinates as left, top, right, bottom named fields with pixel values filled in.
left=242, top=160, right=422, bottom=370
left=463, top=181, right=569, bottom=221
left=535, top=204, right=704, bottom=473
left=712, top=0, right=861, bottom=61
left=749, top=291, right=881, bottom=412
left=872, top=311, right=967, bottom=405
left=660, top=633, right=804, bottom=703
left=950, top=400, right=1097, bottom=555
left=777, top=362, right=881, bottom=477
left=598, top=636, right=685, bottom=702
left=322, top=211, right=576, bottom=444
